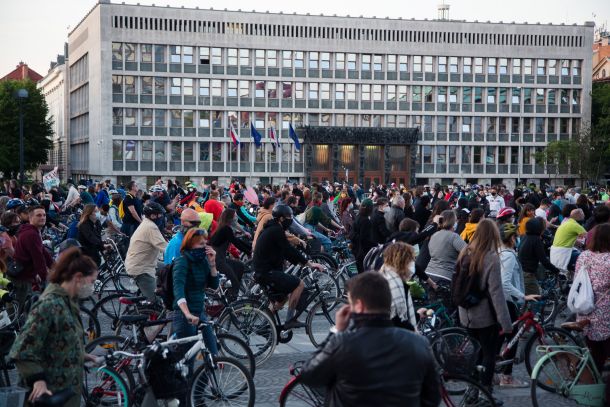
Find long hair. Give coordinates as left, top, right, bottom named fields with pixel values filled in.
left=217, top=208, right=236, bottom=231
left=428, top=200, right=450, bottom=224
left=79, top=204, right=97, bottom=227
left=339, top=197, right=352, bottom=215
left=518, top=203, right=535, bottom=223
left=382, top=242, right=416, bottom=280
left=459, top=219, right=501, bottom=275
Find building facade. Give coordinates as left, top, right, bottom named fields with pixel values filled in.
left=38, top=53, right=69, bottom=181
left=66, top=0, right=594, bottom=188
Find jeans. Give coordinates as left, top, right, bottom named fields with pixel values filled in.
left=304, top=224, right=332, bottom=252
left=172, top=309, right=218, bottom=355
left=133, top=273, right=157, bottom=302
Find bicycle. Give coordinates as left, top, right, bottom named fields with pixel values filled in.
left=84, top=322, right=255, bottom=407
left=530, top=345, right=606, bottom=407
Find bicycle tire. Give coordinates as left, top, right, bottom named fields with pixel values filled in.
left=99, top=273, right=138, bottom=296
left=428, top=327, right=481, bottom=381
left=306, top=298, right=347, bottom=348
left=190, top=356, right=255, bottom=407
left=309, top=252, right=339, bottom=270
left=216, top=301, right=277, bottom=365
left=524, top=326, right=579, bottom=378
left=279, top=375, right=324, bottom=407
left=216, top=332, right=256, bottom=377
left=441, top=373, right=497, bottom=407
left=83, top=365, right=130, bottom=407
left=531, top=350, right=600, bottom=406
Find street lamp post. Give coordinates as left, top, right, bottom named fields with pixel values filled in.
left=16, top=89, right=29, bottom=186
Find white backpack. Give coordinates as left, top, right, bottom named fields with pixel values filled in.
left=567, top=266, right=595, bottom=315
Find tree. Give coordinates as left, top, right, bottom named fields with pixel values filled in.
left=0, top=79, right=53, bottom=180
left=535, top=82, right=610, bottom=185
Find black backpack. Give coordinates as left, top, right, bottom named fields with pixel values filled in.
left=451, top=254, right=486, bottom=309
left=156, top=258, right=190, bottom=309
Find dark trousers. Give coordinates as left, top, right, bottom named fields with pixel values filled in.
left=468, top=324, right=501, bottom=388
left=499, top=301, right=519, bottom=375
left=585, top=337, right=610, bottom=402
left=217, top=258, right=245, bottom=301
left=120, top=222, right=139, bottom=239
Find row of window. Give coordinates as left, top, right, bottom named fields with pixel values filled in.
left=418, top=145, right=555, bottom=167
left=111, top=109, right=581, bottom=135
left=111, top=15, right=585, bottom=48
left=112, top=76, right=582, bottom=105
left=111, top=44, right=583, bottom=75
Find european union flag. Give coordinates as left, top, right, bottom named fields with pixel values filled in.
left=250, top=122, right=262, bottom=148
left=289, top=123, right=301, bottom=152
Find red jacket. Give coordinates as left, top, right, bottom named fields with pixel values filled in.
left=13, top=224, right=53, bottom=283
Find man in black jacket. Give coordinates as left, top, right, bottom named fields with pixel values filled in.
left=413, top=195, right=431, bottom=231
left=370, top=198, right=391, bottom=244
left=253, top=204, right=324, bottom=329
left=518, top=217, right=560, bottom=294
left=300, top=272, right=440, bottom=407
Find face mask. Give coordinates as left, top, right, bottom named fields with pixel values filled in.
left=348, top=203, right=354, bottom=210
left=188, top=248, right=207, bottom=262
left=453, top=222, right=458, bottom=231
left=153, top=216, right=164, bottom=229
left=78, top=281, right=95, bottom=299
left=491, top=192, right=497, bottom=196
left=95, top=211, right=102, bottom=221
left=7, top=225, right=20, bottom=237
left=281, top=218, right=293, bottom=230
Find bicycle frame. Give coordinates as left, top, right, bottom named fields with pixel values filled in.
left=499, top=308, right=544, bottom=360
left=532, top=345, right=605, bottom=406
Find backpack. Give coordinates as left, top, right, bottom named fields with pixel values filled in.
left=363, top=242, right=391, bottom=272
left=118, top=200, right=126, bottom=220
left=157, top=257, right=194, bottom=309
left=567, top=266, right=595, bottom=315
left=451, top=254, right=487, bottom=309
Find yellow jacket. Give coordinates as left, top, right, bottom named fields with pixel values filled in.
left=460, top=222, right=478, bottom=243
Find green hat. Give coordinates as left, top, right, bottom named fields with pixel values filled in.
left=360, top=198, right=374, bottom=208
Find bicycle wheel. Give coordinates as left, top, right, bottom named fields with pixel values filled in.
left=524, top=327, right=579, bottom=377
left=216, top=302, right=277, bottom=365
left=83, top=365, right=130, bottom=407
left=190, top=356, right=255, bottom=407
left=92, top=293, right=126, bottom=331
left=441, top=373, right=497, bottom=407
left=100, top=273, right=138, bottom=296
left=429, top=328, right=480, bottom=393
left=306, top=298, right=347, bottom=348
left=81, top=305, right=102, bottom=342
left=216, top=332, right=256, bottom=377
left=279, top=375, right=325, bottom=407
left=531, top=350, right=600, bottom=406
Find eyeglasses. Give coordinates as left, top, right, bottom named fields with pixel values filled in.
left=187, top=220, right=202, bottom=226
left=193, top=229, right=207, bottom=237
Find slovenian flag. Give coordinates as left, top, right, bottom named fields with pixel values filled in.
left=269, top=126, right=279, bottom=151
left=229, top=123, right=240, bottom=147
left=250, top=122, right=262, bottom=148
left=289, top=123, right=301, bottom=152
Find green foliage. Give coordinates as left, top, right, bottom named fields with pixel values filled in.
left=535, top=82, right=610, bottom=183
left=0, top=79, right=53, bottom=179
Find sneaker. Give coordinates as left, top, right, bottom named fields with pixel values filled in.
left=499, top=375, right=529, bottom=388
left=283, top=318, right=307, bottom=330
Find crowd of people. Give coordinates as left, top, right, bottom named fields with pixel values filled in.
left=0, top=176, right=609, bottom=406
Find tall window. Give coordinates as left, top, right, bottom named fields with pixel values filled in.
left=373, top=55, right=382, bottom=71
left=227, top=48, right=238, bottom=65
left=362, top=54, right=371, bottom=71
left=335, top=53, right=345, bottom=69
left=282, top=51, right=292, bottom=68
left=399, top=55, right=408, bottom=72
left=488, top=58, right=497, bottom=74
left=321, top=53, right=330, bottom=69
left=239, top=49, right=249, bottom=66
left=183, top=47, right=193, bottom=64
left=170, top=46, right=181, bottom=64
left=387, top=55, right=396, bottom=71
left=309, top=52, right=319, bottom=69
left=413, top=56, right=422, bottom=72
left=463, top=57, right=472, bottom=74
left=424, top=56, right=433, bottom=73
left=347, top=53, right=356, bottom=70
left=438, top=57, right=447, bottom=73
left=474, top=57, right=483, bottom=74
left=449, top=57, right=458, bottom=73
left=255, top=50, right=265, bottom=67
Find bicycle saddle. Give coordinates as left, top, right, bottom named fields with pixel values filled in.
left=118, top=314, right=148, bottom=324
left=32, top=388, right=76, bottom=407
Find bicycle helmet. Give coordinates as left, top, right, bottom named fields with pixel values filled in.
left=58, top=238, right=82, bottom=254
left=149, top=185, right=164, bottom=193
left=25, top=198, right=40, bottom=207
left=499, top=223, right=518, bottom=242
left=496, top=207, right=516, bottom=220
left=143, top=201, right=166, bottom=216
left=271, top=204, right=293, bottom=219
left=6, top=198, right=25, bottom=210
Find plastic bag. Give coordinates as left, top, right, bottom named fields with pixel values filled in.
left=567, top=266, right=595, bottom=315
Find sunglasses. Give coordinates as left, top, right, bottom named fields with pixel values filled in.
left=188, top=220, right=202, bottom=226
left=193, top=229, right=207, bottom=236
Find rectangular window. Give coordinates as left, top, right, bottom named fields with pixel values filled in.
left=548, top=59, right=557, bottom=75
left=347, top=53, right=356, bottom=70
left=373, top=85, right=382, bottom=101
left=112, top=107, right=122, bottom=125
left=499, top=58, right=508, bottom=74
left=463, top=57, right=472, bottom=74
left=399, top=55, right=408, bottom=72
left=183, top=46, right=193, bottom=64
left=422, top=145, right=432, bottom=164
left=255, top=49, right=265, bottom=67
left=124, top=108, right=136, bottom=126
left=184, top=110, right=194, bottom=127
left=438, top=56, right=447, bottom=73
left=512, top=88, right=520, bottom=104
left=199, top=47, right=210, bottom=64
left=309, top=52, right=319, bottom=69
left=511, top=146, right=518, bottom=164
left=462, top=117, right=471, bottom=133
left=536, top=89, right=545, bottom=104
left=170, top=46, right=181, bottom=64
left=398, top=85, right=407, bottom=101
left=499, top=88, right=507, bottom=104
left=211, top=48, right=222, bottom=65
left=387, top=55, right=396, bottom=71
left=142, top=109, right=153, bottom=126
left=572, top=60, right=581, bottom=76
left=536, top=117, right=544, bottom=133
left=361, top=54, right=371, bottom=71
left=183, top=78, right=193, bottom=96
left=548, top=89, right=556, bottom=105
left=239, top=49, right=249, bottom=66
left=488, top=58, right=497, bottom=74
left=537, top=59, right=545, bottom=75
left=155, top=109, right=166, bottom=127
left=170, top=78, right=181, bottom=95
left=112, top=42, right=122, bottom=62
left=449, top=145, right=458, bottom=164
left=282, top=50, right=292, bottom=68
left=361, top=84, right=371, bottom=101
left=424, top=56, right=433, bottom=73
left=450, top=57, right=458, bottom=73
left=141, top=44, right=152, bottom=63
left=474, top=87, right=483, bottom=103
left=572, top=89, right=580, bottom=105
left=387, top=85, right=396, bottom=101
left=320, top=83, right=330, bottom=100
left=199, top=79, right=209, bottom=96
left=524, top=88, right=532, bottom=104
left=267, top=50, right=277, bottom=67
left=463, top=87, right=471, bottom=103
left=170, top=110, right=181, bottom=127
left=211, top=80, right=222, bottom=97
left=212, top=111, right=223, bottom=128
left=321, top=52, right=330, bottom=69
left=227, top=48, right=238, bottom=65
left=141, top=76, right=152, bottom=95
left=474, top=57, right=483, bottom=74
left=309, top=83, right=318, bottom=99
left=561, top=59, right=569, bottom=75
left=227, top=80, right=238, bottom=97
left=295, top=82, right=304, bottom=99
left=373, top=55, right=382, bottom=71
left=413, top=56, right=422, bottom=72
left=199, top=111, right=210, bottom=127
left=124, top=76, right=136, bottom=94
left=524, top=59, right=532, bottom=75
left=112, top=75, right=122, bottom=94
left=154, top=45, right=166, bottom=63
left=511, top=117, right=520, bottom=134
left=240, top=80, right=250, bottom=97
left=267, top=81, right=277, bottom=98
left=462, top=146, right=471, bottom=163
left=335, top=53, right=345, bottom=70
left=294, top=51, right=304, bottom=68
left=124, top=43, right=136, bottom=62
left=412, top=85, right=422, bottom=102
left=437, top=146, right=446, bottom=164
left=487, top=88, right=496, bottom=103
left=437, top=87, right=446, bottom=103
left=473, top=146, right=482, bottom=164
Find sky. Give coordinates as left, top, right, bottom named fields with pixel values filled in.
left=1, top=0, right=609, bottom=77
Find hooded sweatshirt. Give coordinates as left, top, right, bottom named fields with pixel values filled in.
left=517, top=218, right=559, bottom=275
left=253, top=207, right=273, bottom=249
left=459, top=222, right=478, bottom=243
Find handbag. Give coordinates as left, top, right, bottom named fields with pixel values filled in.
left=5, top=257, right=23, bottom=278
left=567, top=266, right=595, bottom=315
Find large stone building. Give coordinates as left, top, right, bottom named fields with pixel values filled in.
left=65, top=0, right=593, bottom=188
left=38, top=48, right=69, bottom=181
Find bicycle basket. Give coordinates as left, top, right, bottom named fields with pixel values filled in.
left=145, top=345, right=187, bottom=399
left=432, top=331, right=481, bottom=376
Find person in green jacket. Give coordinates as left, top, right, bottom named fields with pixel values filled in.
left=172, top=227, right=219, bottom=355
left=9, top=247, right=99, bottom=407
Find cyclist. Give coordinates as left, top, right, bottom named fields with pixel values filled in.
left=164, top=208, right=201, bottom=265
left=550, top=208, right=587, bottom=271
left=495, top=207, right=516, bottom=226
left=299, top=272, right=440, bottom=407
left=125, top=202, right=168, bottom=301
left=252, top=204, right=324, bottom=329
